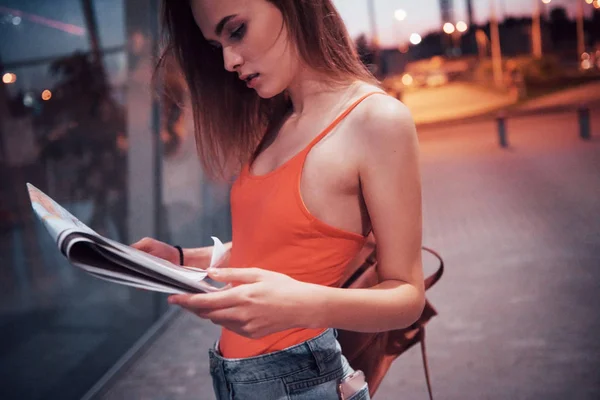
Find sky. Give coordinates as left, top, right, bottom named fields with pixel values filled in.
left=333, top=0, right=591, bottom=47
left=0, top=0, right=596, bottom=90
left=0, top=0, right=595, bottom=61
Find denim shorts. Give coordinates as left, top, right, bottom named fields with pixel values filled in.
left=208, top=329, right=370, bottom=400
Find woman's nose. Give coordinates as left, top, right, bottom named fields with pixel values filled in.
left=222, top=46, right=243, bottom=72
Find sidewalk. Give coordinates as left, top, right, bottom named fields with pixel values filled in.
left=403, top=82, right=516, bottom=125
left=404, top=80, right=600, bottom=127
left=98, top=111, right=600, bottom=400
left=517, top=80, right=600, bottom=112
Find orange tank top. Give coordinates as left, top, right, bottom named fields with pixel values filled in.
left=219, top=92, right=383, bottom=358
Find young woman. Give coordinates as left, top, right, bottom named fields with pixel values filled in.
left=133, top=1, right=425, bottom=398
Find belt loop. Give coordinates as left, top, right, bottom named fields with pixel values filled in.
left=220, top=362, right=232, bottom=398
left=307, top=329, right=335, bottom=374
left=307, top=339, right=326, bottom=374
left=221, top=362, right=228, bottom=386
left=208, top=352, right=230, bottom=400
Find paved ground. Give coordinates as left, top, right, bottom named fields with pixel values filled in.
left=517, top=81, right=600, bottom=112
left=98, top=109, right=600, bottom=400
left=403, top=80, right=600, bottom=126
left=403, top=83, right=515, bottom=125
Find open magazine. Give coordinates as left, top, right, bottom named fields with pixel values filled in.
left=27, top=183, right=229, bottom=295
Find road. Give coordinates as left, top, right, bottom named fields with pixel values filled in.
left=99, top=109, right=600, bottom=399
left=402, top=82, right=515, bottom=125
left=402, top=80, right=600, bottom=126
left=517, top=80, right=600, bottom=112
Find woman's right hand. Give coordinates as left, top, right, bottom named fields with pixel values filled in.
left=131, top=237, right=219, bottom=269
left=131, top=237, right=181, bottom=266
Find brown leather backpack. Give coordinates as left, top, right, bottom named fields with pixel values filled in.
left=337, top=238, right=444, bottom=399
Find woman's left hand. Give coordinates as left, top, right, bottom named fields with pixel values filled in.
left=168, top=268, right=318, bottom=339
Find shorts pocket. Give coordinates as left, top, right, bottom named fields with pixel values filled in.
left=286, top=379, right=340, bottom=399
left=284, top=367, right=344, bottom=392
left=229, top=378, right=290, bottom=400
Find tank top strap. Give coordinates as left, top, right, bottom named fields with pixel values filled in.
left=302, top=91, right=386, bottom=153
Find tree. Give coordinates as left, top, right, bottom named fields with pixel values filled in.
left=550, top=7, right=568, bottom=24
left=355, top=34, right=375, bottom=68
left=549, top=6, right=571, bottom=48
left=38, top=51, right=127, bottom=240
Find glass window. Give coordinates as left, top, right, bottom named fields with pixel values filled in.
left=0, top=1, right=175, bottom=399
left=0, top=0, right=90, bottom=63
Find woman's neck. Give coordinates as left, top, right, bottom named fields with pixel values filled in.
left=285, top=67, right=358, bottom=117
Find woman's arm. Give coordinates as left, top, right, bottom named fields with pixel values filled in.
left=183, top=241, right=232, bottom=268
left=307, top=96, right=425, bottom=332
left=167, top=97, right=426, bottom=338
left=132, top=237, right=232, bottom=269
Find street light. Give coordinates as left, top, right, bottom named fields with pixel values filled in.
left=2, top=72, right=16, bottom=84
left=456, top=21, right=468, bottom=33
left=410, top=33, right=422, bottom=45
left=393, top=9, right=408, bottom=51
left=443, top=22, right=455, bottom=34
left=536, top=0, right=598, bottom=62
left=490, top=0, right=504, bottom=88
left=532, top=0, right=543, bottom=58
left=443, top=22, right=467, bottom=55
left=578, top=0, right=586, bottom=61
left=41, top=90, right=52, bottom=101
left=394, top=9, right=407, bottom=21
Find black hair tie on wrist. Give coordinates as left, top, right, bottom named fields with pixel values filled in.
left=173, top=245, right=184, bottom=266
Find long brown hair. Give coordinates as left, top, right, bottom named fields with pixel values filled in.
left=158, top=0, right=378, bottom=180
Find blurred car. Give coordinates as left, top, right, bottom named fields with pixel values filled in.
left=425, top=71, right=448, bottom=87
left=580, top=49, right=600, bottom=71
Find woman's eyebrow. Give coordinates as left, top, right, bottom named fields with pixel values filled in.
left=215, top=14, right=237, bottom=36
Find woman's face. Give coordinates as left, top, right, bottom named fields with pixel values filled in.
left=190, top=0, right=300, bottom=98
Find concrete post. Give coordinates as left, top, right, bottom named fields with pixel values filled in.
left=497, top=114, right=508, bottom=148
left=578, top=106, right=591, bottom=140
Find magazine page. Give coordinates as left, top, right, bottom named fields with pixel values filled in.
left=86, top=272, right=190, bottom=294
left=59, top=229, right=228, bottom=293
left=28, top=183, right=230, bottom=294
left=91, top=235, right=228, bottom=283
left=92, top=237, right=228, bottom=292
left=27, top=183, right=96, bottom=243
left=60, top=230, right=226, bottom=294
left=208, top=236, right=228, bottom=268
left=67, top=239, right=190, bottom=294
left=92, top=245, right=211, bottom=292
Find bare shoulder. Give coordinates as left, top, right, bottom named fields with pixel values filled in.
left=351, top=88, right=418, bottom=157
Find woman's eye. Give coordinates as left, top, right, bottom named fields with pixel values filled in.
left=208, top=40, right=222, bottom=50
left=229, top=23, right=246, bottom=41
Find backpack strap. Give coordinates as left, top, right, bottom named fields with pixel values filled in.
left=419, top=247, right=443, bottom=400
left=420, top=327, right=434, bottom=400
left=422, top=246, right=444, bottom=290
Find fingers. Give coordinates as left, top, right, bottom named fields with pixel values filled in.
left=213, top=249, right=231, bottom=268
left=195, top=308, right=239, bottom=323
left=193, top=309, right=262, bottom=338
left=207, top=267, right=265, bottom=283
left=168, top=288, right=242, bottom=310
left=167, top=294, right=239, bottom=322
left=130, top=236, right=154, bottom=251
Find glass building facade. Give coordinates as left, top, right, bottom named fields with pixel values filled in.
left=0, top=1, right=231, bottom=399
